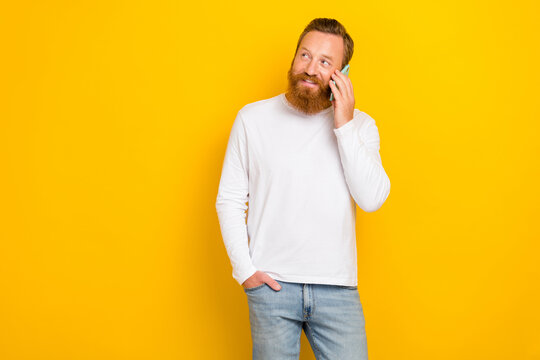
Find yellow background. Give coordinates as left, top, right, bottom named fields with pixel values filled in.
left=1, top=1, right=539, bottom=359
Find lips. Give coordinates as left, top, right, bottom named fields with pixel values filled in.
left=301, top=79, right=318, bottom=87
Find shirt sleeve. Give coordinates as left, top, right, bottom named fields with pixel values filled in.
left=333, top=109, right=391, bottom=212
left=215, top=110, right=258, bottom=285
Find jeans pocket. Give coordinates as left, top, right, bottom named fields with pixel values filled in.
left=243, top=283, right=267, bottom=292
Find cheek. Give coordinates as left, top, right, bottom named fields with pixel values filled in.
left=294, top=64, right=305, bottom=74
left=322, top=74, right=332, bottom=85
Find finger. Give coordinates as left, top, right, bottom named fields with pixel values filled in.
left=329, top=80, right=343, bottom=102
left=331, top=71, right=352, bottom=99
left=341, top=74, right=353, bottom=99
left=264, top=275, right=282, bottom=291
left=330, top=73, right=347, bottom=100
left=335, top=69, right=354, bottom=98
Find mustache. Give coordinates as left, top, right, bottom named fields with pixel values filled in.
left=295, top=74, right=323, bottom=86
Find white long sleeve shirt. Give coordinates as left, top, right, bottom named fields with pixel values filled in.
left=215, top=93, right=390, bottom=287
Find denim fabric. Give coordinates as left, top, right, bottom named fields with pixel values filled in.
left=244, top=279, right=368, bottom=360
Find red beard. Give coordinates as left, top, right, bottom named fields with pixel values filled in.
left=285, top=67, right=332, bottom=115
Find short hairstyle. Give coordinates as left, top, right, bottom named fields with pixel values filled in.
left=292, top=18, right=354, bottom=69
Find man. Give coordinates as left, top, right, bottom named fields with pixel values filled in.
left=215, top=18, right=390, bottom=359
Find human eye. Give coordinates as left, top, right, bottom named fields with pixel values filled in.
left=322, top=59, right=330, bottom=66
left=301, top=52, right=310, bottom=58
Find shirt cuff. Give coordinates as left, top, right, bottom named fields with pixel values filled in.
left=235, top=265, right=258, bottom=286
left=333, top=111, right=367, bottom=144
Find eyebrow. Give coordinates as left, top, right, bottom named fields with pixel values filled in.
left=300, top=46, right=335, bottom=61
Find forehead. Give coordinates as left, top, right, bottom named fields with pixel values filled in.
left=298, top=31, right=344, bottom=63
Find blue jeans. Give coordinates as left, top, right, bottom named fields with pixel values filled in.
left=244, top=279, right=368, bottom=360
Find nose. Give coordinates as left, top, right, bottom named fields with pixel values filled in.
left=305, top=59, right=317, bottom=77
